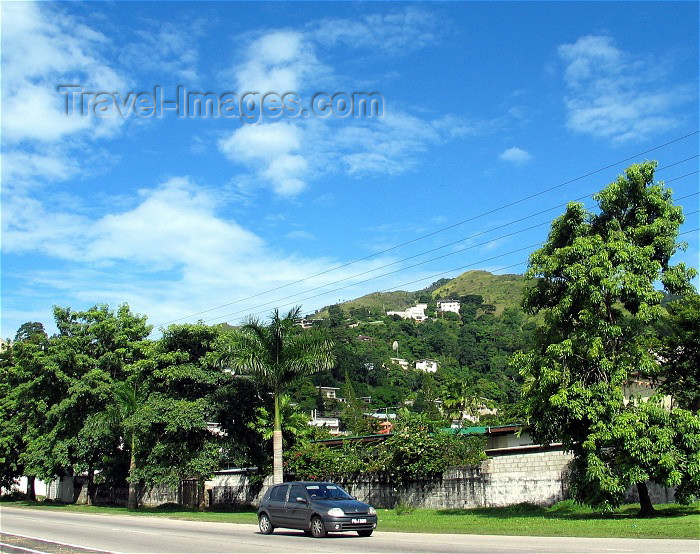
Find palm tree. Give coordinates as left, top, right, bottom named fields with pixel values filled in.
left=106, top=381, right=144, bottom=509
left=441, top=380, right=480, bottom=425
left=217, top=307, right=334, bottom=484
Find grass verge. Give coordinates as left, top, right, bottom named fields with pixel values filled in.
left=2, top=499, right=698, bottom=539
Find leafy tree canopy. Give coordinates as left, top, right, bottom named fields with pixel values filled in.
left=515, top=161, right=699, bottom=514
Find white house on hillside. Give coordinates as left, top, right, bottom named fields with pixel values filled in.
left=389, top=357, right=410, bottom=370
left=437, top=300, right=461, bottom=315
left=387, top=303, right=428, bottom=322
left=415, top=359, right=438, bottom=373
left=316, top=386, right=344, bottom=402
left=309, top=410, right=341, bottom=434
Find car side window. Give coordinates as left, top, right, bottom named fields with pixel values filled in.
left=289, top=485, right=306, bottom=501
left=269, top=485, right=288, bottom=502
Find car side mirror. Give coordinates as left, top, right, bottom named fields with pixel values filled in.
left=296, top=497, right=307, bottom=503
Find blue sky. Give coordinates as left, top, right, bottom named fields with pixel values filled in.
left=2, top=1, right=698, bottom=337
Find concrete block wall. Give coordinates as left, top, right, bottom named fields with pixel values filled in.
left=209, top=473, right=270, bottom=508
left=481, top=449, right=572, bottom=507
left=208, top=447, right=575, bottom=510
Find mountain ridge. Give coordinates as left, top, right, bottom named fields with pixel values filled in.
left=312, top=270, right=529, bottom=318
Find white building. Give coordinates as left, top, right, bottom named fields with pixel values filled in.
left=316, top=386, right=344, bottom=402
left=437, top=300, right=461, bottom=315
left=309, top=410, right=341, bottom=434
left=415, top=359, right=438, bottom=373
left=389, top=357, right=410, bottom=370
left=386, top=303, right=428, bottom=322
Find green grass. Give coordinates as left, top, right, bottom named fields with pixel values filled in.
left=2, top=500, right=698, bottom=539
left=378, top=501, right=700, bottom=539
left=0, top=500, right=258, bottom=525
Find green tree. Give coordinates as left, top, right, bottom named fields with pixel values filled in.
left=327, top=304, right=345, bottom=328
left=128, top=323, right=223, bottom=507
left=370, top=409, right=485, bottom=480
left=247, top=394, right=314, bottom=456
left=340, top=374, right=375, bottom=435
left=215, top=307, right=335, bottom=484
left=33, top=305, right=151, bottom=504
left=655, top=293, right=700, bottom=412
left=441, top=379, right=480, bottom=425
left=0, top=322, right=50, bottom=498
left=515, top=162, right=699, bottom=514
left=14, top=322, right=47, bottom=344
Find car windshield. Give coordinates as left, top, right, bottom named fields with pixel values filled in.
left=305, top=484, right=353, bottom=500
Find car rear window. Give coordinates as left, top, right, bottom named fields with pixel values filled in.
left=269, top=485, right=288, bottom=502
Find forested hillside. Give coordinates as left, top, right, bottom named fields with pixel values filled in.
left=290, top=271, right=536, bottom=427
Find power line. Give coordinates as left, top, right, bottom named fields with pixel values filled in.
left=205, top=184, right=698, bottom=324
left=159, top=167, right=699, bottom=328
left=234, top=244, right=541, bottom=323
left=242, top=225, right=699, bottom=323
left=156, top=134, right=698, bottom=327
left=216, top=188, right=699, bottom=324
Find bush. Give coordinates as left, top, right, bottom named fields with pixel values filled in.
left=394, top=500, right=416, bottom=515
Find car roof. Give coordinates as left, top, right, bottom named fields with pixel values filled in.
left=275, top=481, right=338, bottom=486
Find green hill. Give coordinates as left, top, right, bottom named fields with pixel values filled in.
left=313, top=290, right=418, bottom=319
left=431, top=270, right=529, bottom=315
left=313, top=271, right=528, bottom=318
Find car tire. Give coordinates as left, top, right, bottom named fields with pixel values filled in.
left=357, top=529, right=373, bottom=537
left=258, top=513, right=274, bottom=535
left=310, top=515, right=327, bottom=538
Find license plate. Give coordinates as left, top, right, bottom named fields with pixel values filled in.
left=351, top=518, right=367, bottom=524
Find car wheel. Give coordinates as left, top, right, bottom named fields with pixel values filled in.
left=258, top=513, right=274, bottom=535
left=310, top=515, right=327, bottom=538
left=357, top=529, right=373, bottom=537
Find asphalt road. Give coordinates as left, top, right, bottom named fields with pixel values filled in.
left=0, top=506, right=697, bottom=554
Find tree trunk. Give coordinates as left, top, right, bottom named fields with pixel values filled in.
left=198, top=477, right=206, bottom=511
left=87, top=467, right=94, bottom=506
left=272, top=391, right=284, bottom=484
left=127, top=436, right=139, bottom=510
left=26, top=476, right=36, bottom=502
left=637, top=482, right=656, bottom=516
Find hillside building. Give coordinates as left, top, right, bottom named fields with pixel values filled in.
left=415, top=359, right=438, bottom=373
left=437, top=300, right=461, bottom=315
left=386, top=303, right=428, bottom=322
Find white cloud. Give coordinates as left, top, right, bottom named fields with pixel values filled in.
left=311, top=7, right=439, bottom=54
left=121, top=21, right=202, bottom=85
left=1, top=2, right=128, bottom=144
left=558, top=35, right=694, bottom=144
left=2, top=176, right=445, bottom=336
left=1, top=150, right=81, bottom=184
left=1, top=2, right=129, bottom=191
left=87, top=178, right=264, bottom=272
left=218, top=122, right=308, bottom=196
left=286, top=230, right=315, bottom=240
left=499, top=147, right=531, bottom=163
left=217, top=18, right=480, bottom=198
left=234, top=31, right=327, bottom=93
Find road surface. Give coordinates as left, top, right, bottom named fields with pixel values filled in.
left=0, top=506, right=697, bottom=553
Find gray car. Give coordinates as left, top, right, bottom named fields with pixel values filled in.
left=257, top=481, right=377, bottom=538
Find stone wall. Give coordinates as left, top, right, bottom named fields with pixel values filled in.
left=209, top=472, right=271, bottom=508
left=72, top=481, right=189, bottom=507
left=208, top=445, right=574, bottom=510
left=208, top=445, right=676, bottom=510
left=481, top=448, right=572, bottom=507
left=44, top=445, right=677, bottom=510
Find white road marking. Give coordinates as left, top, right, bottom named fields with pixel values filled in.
left=0, top=541, right=48, bottom=554
left=0, top=532, right=122, bottom=554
